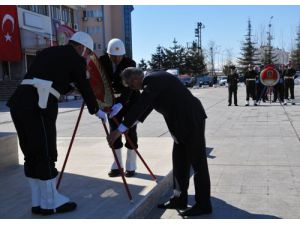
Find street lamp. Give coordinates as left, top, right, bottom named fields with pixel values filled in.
left=195, top=22, right=205, bottom=56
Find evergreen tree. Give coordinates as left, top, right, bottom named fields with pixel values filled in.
left=238, top=19, right=259, bottom=73
left=138, top=59, right=148, bottom=71
left=148, top=45, right=165, bottom=70
left=291, top=25, right=300, bottom=70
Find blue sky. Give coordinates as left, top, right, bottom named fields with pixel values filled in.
left=131, top=5, right=300, bottom=68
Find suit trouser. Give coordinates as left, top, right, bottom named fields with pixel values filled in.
left=228, top=86, right=237, bottom=105
left=284, top=79, right=295, bottom=99
left=10, top=107, right=58, bottom=180
left=246, top=82, right=256, bottom=101
left=172, top=119, right=211, bottom=207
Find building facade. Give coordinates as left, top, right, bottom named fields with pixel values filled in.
left=0, top=5, right=134, bottom=81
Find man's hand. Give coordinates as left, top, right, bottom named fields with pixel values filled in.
left=109, top=103, right=123, bottom=118
left=107, top=129, right=122, bottom=147
left=95, top=109, right=107, bottom=123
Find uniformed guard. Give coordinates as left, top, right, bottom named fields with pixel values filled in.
left=244, top=64, right=258, bottom=106
left=227, top=65, right=239, bottom=106
left=273, top=65, right=284, bottom=103
left=283, top=62, right=296, bottom=105
left=98, top=38, right=140, bottom=177
left=7, top=32, right=105, bottom=215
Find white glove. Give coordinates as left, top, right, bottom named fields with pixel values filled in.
left=109, top=103, right=123, bottom=118
left=95, top=109, right=107, bottom=123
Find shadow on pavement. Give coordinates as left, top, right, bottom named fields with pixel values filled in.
left=151, top=195, right=281, bottom=219
left=0, top=165, right=165, bottom=219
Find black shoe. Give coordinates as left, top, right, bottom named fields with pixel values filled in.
left=234, top=103, right=238, bottom=106
left=125, top=170, right=135, bottom=177
left=157, top=196, right=187, bottom=209
left=180, top=203, right=212, bottom=217
left=31, top=206, right=41, bottom=214
left=254, top=103, right=257, bottom=106
left=40, top=202, right=77, bottom=215
left=292, top=102, right=296, bottom=105
left=228, top=104, right=231, bottom=106
left=245, top=104, right=249, bottom=106
left=108, top=169, right=123, bottom=177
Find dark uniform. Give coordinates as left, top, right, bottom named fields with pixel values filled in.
left=122, top=72, right=212, bottom=212
left=7, top=45, right=99, bottom=180
left=227, top=69, right=239, bottom=106
left=283, top=66, right=296, bottom=104
left=273, top=69, right=284, bottom=103
left=244, top=69, right=257, bottom=105
left=99, top=54, right=139, bottom=149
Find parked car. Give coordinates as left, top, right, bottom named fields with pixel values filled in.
left=218, top=76, right=227, bottom=86
left=179, top=75, right=196, bottom=87
left=295, top=71, right=300, bottom=85
left=197, top=76, right=214, bottom=87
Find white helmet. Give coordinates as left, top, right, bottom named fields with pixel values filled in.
left=70, top=31, right=94, bottom=52
left=107, top=38, right=126, bottom=56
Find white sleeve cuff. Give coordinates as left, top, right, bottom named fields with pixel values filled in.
left=117, top=123, right=128, bottom=133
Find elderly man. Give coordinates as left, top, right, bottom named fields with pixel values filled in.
left=107, top=67, right=212, bottom=217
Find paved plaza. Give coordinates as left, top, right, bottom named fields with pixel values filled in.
left=0, top=85, right=300, bottom=219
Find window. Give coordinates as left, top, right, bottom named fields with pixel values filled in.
left=19, top=5, right=49, bottom=16
left=50, top=6, right=61, bottom=20
left=61, top=6, right=74, bottom=26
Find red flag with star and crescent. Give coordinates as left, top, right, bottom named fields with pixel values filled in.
left=0, top=5, right=22, bottom=61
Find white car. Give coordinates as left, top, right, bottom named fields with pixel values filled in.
left=295, top=72, right=300, bottom=85
left=218, top=76, right=227, bottom=86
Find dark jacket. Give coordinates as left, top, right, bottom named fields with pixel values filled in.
left=7, top=45, right=99, bottom=115
left=123, top=72, right=207, bottom=143
left=99, top=54, right=139, bottom=106
left=227, top=72, right=239, bottom=89
left=283, top=67, right=296, bottom=78
left=244, top=70, right=257, bottom=84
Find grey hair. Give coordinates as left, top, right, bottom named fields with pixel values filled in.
left=121, top=67, right=144, bottom=83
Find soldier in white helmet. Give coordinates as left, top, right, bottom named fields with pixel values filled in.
left=7, top=31, right=106, bottom=215
left=98, top=38, right=139, bottom=178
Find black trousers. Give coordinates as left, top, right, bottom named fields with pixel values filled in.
left=284, top=79, right=295, bottom=99
left=246, top=81, right=256, bottom=101
left=108, top=105, right=138, bottom=149
left=228, top=86, right=237, bottom=105
left=273, top=83, right=284, bottom=102
left=172, top=119, right=211, bottom=207
left=10, top=107, right=58, bottom=180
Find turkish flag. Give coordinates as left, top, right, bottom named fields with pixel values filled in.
left=0, top=5, right=22, bottom=61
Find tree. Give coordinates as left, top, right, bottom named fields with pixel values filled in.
left=238, top=19, right=259, bottom=73
left=148, top=45, right=165, bottom=70
left=138, top=59, right=148, bottom=71
left=291, top=25, right=300, bottom=70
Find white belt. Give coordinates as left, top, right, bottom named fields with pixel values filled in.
left=284, top=77, right=293, bottom=79
left=246, top=79, right=256, bottom=81
left=114, top=93, right=121, bottom=98
left=21, top=78, right=60, bottom=109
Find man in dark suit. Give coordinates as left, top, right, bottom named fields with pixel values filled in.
left=99, top=38, right=140, bottom=177
left=107, top=67, right=212, bottom=217
left=227, top=65, right=239, bottom=106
